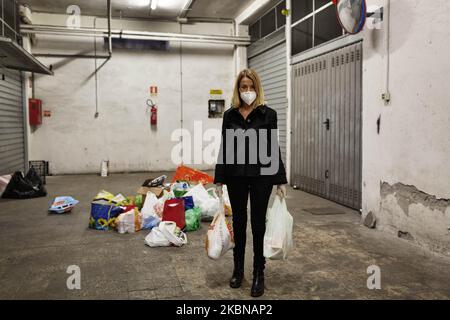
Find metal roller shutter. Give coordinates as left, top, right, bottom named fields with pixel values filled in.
left=291, top=42, right=362, bottom=210
left=248, top=42, right=288, bottom=163
left=0, top=68, right=25, bottom=175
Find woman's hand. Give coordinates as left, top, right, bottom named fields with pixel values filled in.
left=216, top=183, right=223, bottom=198
left=277, top=184, right=287, bottom=199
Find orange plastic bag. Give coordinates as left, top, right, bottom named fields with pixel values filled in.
left=171, top=165, right=214, bottom=185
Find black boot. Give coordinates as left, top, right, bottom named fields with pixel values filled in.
left=229, top=261, right=244, bottom=289
left=251, top=268, right=265, bottom=297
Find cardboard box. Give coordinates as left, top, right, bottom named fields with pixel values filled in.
left=137, top=187, right=164, bottom=198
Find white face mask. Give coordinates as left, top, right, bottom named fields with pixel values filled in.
left=240, top=91, right=257, bottom=106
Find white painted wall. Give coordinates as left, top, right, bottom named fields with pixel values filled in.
left=26, top=13, right=236, bottom=175
left=243, top=0, right=450, bottom=255
left=361, top=0, right=450, bottom=256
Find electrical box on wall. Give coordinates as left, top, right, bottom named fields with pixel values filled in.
left=208, top=100, right=225, bottom=118
left=29, top=98, right=42, bottom=126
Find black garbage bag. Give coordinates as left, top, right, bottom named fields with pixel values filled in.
left=25, top=166, right=45, bottom=188
left=1, top=167, right=47, bottom=199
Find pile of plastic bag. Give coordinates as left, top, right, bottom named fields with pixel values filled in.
left=1, top=167, right=47, bottom=199
left=87, top=167, right=233, bottom=249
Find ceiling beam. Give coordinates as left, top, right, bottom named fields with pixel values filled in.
left=178, top=0, right=196, bottom=19
left=235, top=0, right=278, bottom=25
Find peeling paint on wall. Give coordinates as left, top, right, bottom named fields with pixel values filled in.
left=378, top=181, right=450, bottom=257
left=381, top=182, right=450, bottom=216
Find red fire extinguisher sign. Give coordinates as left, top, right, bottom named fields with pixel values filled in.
left=150, top=86, right=158, bottom=97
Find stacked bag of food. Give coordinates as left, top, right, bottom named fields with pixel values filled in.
left=87, top=168, right=233, bottom=247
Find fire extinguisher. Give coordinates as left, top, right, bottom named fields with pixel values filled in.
left=147, top=99, right=157, bottom=126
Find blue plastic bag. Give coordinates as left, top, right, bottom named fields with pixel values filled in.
left=142, top=215, right=161, bottom=230
left=89, top=200, right=124, bottom=231
left=182, top=196, right=195, bottom=211
left=49, top=196, right=79, bottom=214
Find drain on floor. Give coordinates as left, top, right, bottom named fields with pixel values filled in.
left=303, top=207, right=346, bottom=215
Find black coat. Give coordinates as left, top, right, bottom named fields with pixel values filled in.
left=214, top=104, right=288, bottom=185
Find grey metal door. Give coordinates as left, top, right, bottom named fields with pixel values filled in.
left=291, top=42, right=362, bottom=210
left=0, top=68, right=25, bottom=175
left=249, top=42, right=287, bottom=163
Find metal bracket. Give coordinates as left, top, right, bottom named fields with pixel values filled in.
left=367, top=7, right=384, bottom=22
left=382, top=92, right=391, bottom=103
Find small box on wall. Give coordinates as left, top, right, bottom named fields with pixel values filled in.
left=208, top=100, right=225, bottom=119
left=29, top=99, right=42, bottom=126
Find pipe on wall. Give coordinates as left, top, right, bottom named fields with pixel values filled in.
left=20, top=24, right=251, bottom=46
left=107, top=0, right=112, bottom=57
left=286, top=0, right=292, bottom=185
left=383, top=0, right=391, bottom=104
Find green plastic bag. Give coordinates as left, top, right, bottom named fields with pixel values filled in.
left=185, top=207, right=201, bottom=232
left=135, top=194, right=144, bottom=210
left=172, top=182, right=190, bottom=198
left=174, top=190, right=188, bottom=198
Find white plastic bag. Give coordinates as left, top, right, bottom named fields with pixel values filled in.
left=141, top=192, right=159, bottom=216
left=219, top=185, right=233, bottom=217
left=206, top=199, right=235, bottom=260
left=159, top=221, right=188, bottom=247
left=263, top=195, right=294, bottom=260
left=145, top=221, right=187, bottom=248
left=145, top=227, right=171, bottom=247
left=117, top=210, right=136, bottom=234
left=185, top=183, right=219, bottom=221
left=221, top=185, right=231, bottom=208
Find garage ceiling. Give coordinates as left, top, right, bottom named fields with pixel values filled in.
left=188, top=0, right=256, bottom=19
left=19, top=0, right=255, bottom=20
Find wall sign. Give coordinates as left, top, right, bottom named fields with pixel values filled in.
left=150, top=86, right=158, bottom=97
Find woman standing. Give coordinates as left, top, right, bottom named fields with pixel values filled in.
left=214, top=69, right=288, bottom=297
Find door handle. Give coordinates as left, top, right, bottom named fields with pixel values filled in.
left=323, top=119, right=330, bottom=130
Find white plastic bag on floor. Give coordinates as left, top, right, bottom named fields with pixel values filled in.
left=141, top=192, right=161, bottom=229
left=141, top=192, right=158, bottom=217
left=264, top=195, right=293, bottom=260
left=159, top=221, right=188, bottom=247
left=145, top=226, right=171, bottom=247
left=117, top=210, right=136, bottom=234
left=145, top=221, right=187, bottom=248
left=206, top=199, right=235, bottom=260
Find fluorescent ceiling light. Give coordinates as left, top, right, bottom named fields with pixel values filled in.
left=131, top=0, right=151, bottom=7
left=127, top=0, right=188, bottom=11
left=157, top=0, right=188, bottom=9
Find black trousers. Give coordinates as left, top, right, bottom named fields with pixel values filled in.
left=226, top=176, right=273, bottom=273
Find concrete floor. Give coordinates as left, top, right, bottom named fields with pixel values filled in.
left=0, top=172, right=449, bottom=300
